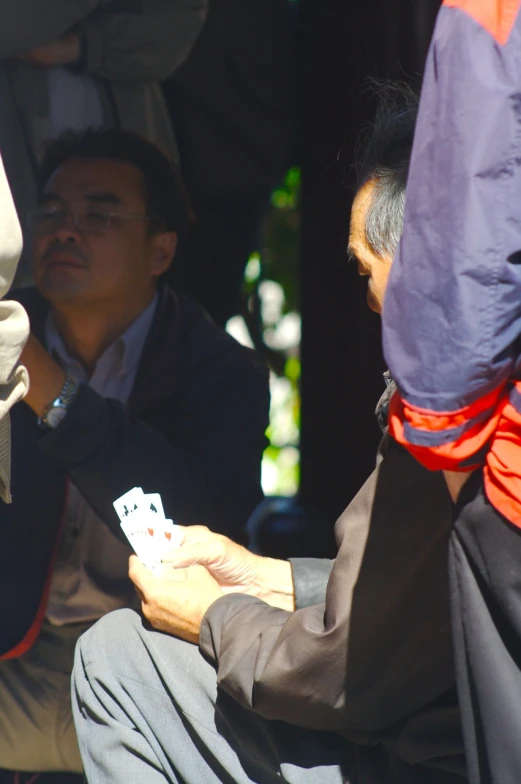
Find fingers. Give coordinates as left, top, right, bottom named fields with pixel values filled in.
left=178, top=525, right=216, bottom=546
left=159, top=565, right=194, bottom=583
left=162, top=564, right=213, bottom=585
left=162, top=542, right=210, bottom=567
left=163, top=526, right=231, bottom=568
left=128, top=555, right=152, bottom=593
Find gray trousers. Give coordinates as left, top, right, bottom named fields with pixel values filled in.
left=0, top=620, right=89, bottom=772
left=72, top=609, right=351, bottom=784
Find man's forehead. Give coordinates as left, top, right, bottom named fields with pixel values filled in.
left=43, top=158, right=144, bottom=202
left=349, top=180, right=377, bottom=248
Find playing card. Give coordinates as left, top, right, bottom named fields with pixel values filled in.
left=142, top=492, right=166, bottom=521
left=153, top=518, right=183, bottom=551
left=113, top=486, right=145, bottom=522
left=114, top=488, right=181, bottom=573
left=120, top=515, right=163, bottom=574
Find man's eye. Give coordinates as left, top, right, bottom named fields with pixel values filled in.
left=84, top=211, right=109, bottom=227
left=39, top=208, right=61, bottom=220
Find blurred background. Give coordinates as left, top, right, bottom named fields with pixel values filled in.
left=1, top=0, right=443, bottom=557
left=217, top=0, right=442, bottom=554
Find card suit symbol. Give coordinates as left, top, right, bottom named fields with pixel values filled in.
left=148, top=527, right=155, bottom=537
left=164, top=531, right=172, bottom=541
left=151, top=503, right=157, bottom=513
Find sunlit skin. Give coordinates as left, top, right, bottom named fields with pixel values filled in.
left=347, top=178, right=392, bottom=314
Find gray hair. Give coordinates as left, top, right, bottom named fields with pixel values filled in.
left=355, top=82, right=419, bottom=258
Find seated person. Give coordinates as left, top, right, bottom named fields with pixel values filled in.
left=72, top=86, right=466, bottom=784
left=0, top=129, right=269, bottom=774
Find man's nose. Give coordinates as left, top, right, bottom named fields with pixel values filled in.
left=51, top=214, right=82, bottom=243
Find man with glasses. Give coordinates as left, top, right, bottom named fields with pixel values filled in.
left=0, top=128, right=269, bottom=776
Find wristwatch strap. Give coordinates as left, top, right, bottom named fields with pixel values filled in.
left=39, top=374, right=80, bottom=429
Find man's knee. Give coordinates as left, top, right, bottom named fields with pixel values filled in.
left=73, top=608, right=219, bottom=728
left=76, top=608, right=142, bottom=668
left=75, top=608, right=200, bottom=681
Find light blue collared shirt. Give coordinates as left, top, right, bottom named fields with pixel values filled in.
left=45, top=294, right=158, bottom=626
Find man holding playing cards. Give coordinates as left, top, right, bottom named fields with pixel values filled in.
left=71, top=86, right=464, bottom=784
left=0, top=128, right=269, bottom=775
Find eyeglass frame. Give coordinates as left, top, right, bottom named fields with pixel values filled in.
left=27, top=206, right=153, bottom=235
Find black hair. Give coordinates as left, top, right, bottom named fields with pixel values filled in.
left=355, top=81, right=419, bottom=257
left=39, top=127, right=193, bottom=245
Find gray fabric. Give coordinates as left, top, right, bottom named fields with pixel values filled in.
left=0, top=620, right=90, bottom=772
left=72, top=609, right=350, bottom=784
left=289, top=557, right=332, bottom=609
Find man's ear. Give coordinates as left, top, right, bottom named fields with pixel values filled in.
left=151, top=232, right=178, bottom=277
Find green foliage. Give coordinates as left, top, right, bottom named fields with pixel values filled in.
left=228, top=168, right=301, bottom=495
left=261, top=167, right=301, bottom=314
left=258, top=168, right=301, bottom=495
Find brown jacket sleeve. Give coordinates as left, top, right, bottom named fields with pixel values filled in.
left=200, top=441, right=455, bottom=738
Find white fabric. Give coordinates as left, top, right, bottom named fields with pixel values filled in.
left=0, top=155, right=29, bottom=502
left=46, top=294, right=158, bottom=626
left=47, top=66, right=104, bottom=137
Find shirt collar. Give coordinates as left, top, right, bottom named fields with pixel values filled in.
left=45, top=293, right=158, bottom=379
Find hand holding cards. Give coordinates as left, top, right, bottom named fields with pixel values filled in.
left=113, top=487, right=182, bottom=574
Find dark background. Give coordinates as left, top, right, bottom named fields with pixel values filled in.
left=299, top=0, right=441, bottom=524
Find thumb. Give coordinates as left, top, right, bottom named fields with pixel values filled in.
left=128, top=554, right=154, bottom=592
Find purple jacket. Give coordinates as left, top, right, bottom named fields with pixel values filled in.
left=382, top=0, right=521, bottom=527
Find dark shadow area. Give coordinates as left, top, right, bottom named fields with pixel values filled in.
left=298, top=0, right=441, bottom=546
left=341, top=445, right=465, bottom=781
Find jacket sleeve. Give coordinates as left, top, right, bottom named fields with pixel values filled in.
left=79, top=0, right=208, bottom=81
left=38, top=347, right=269, bottom=542
left=382, top=1, right=521, bottom=472
left=0, top=1, right=98, bottom=58
left=200, top=443, right=455, bottom=735
left=289, top=557, right=332, bottom=609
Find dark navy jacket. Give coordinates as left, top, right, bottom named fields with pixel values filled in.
left=1, top=284, right=269, bottom=658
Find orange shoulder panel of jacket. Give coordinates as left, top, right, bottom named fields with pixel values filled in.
left=443, top=0, right=521, bottom=44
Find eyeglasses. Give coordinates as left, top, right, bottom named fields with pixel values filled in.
left=28, top=207, right=151, bottom=235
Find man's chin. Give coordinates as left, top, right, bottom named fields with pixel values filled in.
left=366, top=287, right=382, bottom=314
left=36, top=272, right=87, bottom=304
